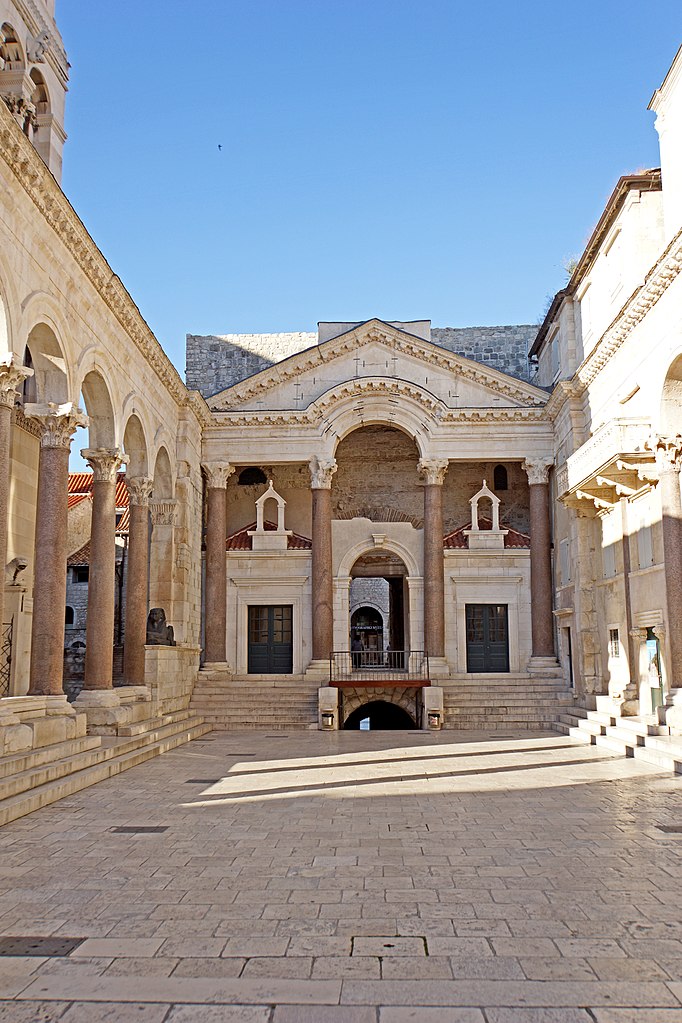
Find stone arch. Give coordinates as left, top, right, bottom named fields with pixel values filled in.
left=338, top=537, right=420, bottom=581
left=341, top=689, right=418, bottom=729
left=0, top=23, right=25, bottom=69
left=23, top=321, right=69, bottom=404
left=20, top=293, right=78, bottom=397
left=122, top=412, right=149, bottom=478
left=660, top=352, right=682, bottom=436
left=0, top=255, right=20, bottom=358
left=29, top=68, right=49, bottom=117
left=80, top=370, right=116, bottom=449
left=152, top=446, right=174, bottom=499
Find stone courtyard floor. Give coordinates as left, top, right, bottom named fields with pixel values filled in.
left=0, top=731, right=681, bottom=1021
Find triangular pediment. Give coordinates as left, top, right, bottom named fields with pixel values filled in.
left=208, top=318, right=547, bottom=414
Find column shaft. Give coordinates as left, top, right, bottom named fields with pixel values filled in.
left=0, top=402, right=11, bottom=634
left=124, top=498, right=150, bottom=686
left=423, top=483, right=445, bottom=658
left=204, top=485, right=227, bottom=662
left=529, top=480, right=554, bottom=657
left=660, top=465, right=682, bottom=685
left=28, top=442, right=71, bottom=695
left=312, top=487, right=333, bottom=660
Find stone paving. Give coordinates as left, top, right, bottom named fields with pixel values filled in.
left=0, top=729, right=680, bottom=1020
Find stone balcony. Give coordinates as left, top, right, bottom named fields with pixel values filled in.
left=556, top=416, right=656, bottom=510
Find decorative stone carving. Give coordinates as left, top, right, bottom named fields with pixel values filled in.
left=0, top=354, right=32, bottom=409
left=24, top=402, right=88, bottom=448
left=202, top=461, right=234, bottom=489
left=248, top=480, right=292, bottom=551
left=146, top=608, right=176, bottom=646
left=126, top=476, right=154, bottom=506
left=149, top=500, right=177, bottom=526
left=27, top=29, right=50, bottom=63
left=522, top=459, right=553, bottom=486
left=82, top=447, right=127, bottom=482
left=652, top=434, right=682, bottom=474
left=417, top=459, right=449, bottom=486
left=309, top=457, right=337, bottom=490
left=464, top=480, right=508, bottom=550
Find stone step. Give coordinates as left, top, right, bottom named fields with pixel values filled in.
left=605, top=724, right=645, bottom=746
left=0, top=716, right=212, bottom=827
left=594, top=733, right=635, bottom=756
left=0, top=734, right=102, bottom=781
left=576, top=718, right=607, bottom=737
left=632, top=741, right=682, bottom=774
left=553, top=722, right=594, bottom=743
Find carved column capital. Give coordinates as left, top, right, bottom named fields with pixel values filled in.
left=523, top=458, right=553, bottom=486
left=309, top=457, right=337, bottom=490
left=126, top=475, right=154, bottom=507
left=418, top=459, right=449, bottom=486
left=149, top=499, right=177, bottom=526
left=0, top=353, right=32, bottom=409
left=25, top=402, right=88, bottom=449
left=202, top=461, right=234, bottom=489
left=82, top=447, right=127, bottom=483
left=652, top=434, right=682, bottom=474
left=629, top=627, right=647, bottom=641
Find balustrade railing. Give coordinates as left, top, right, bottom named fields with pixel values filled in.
left=330, top=650, right=430, bottom=686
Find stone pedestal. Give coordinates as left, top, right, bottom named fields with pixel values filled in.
left=25, top=403, right=88, bottom=696
left=82, top=448, right=127, bottom=692
left=310, top=458, right=337, bottom=662
left=523, top=459, right=556, bottom=661
left=419, top=459, right=448, bottom=659
left=202, top=462, right=233, bottom=665
left=124, top=477, right=153, bottom=686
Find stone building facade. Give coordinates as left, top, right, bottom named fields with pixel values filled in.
left=0, top=0, right=681, bottom=755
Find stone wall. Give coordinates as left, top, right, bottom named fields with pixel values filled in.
left=430, top=326, right=537, bottom=382
left=186, top=333, right=316, bottom=398
left=145, top=644, right=201, bottom=715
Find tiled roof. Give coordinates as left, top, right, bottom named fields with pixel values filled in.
left=67, top=543, right=90, bottom=567
left=443, top=518, right=531, bottom=550
left=67, top=492, right=91, bottom=510
left=68, top=471, right=129, bottom=533
left=226, top=521, right=312, bottom=551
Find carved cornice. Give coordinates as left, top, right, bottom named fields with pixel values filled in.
left=209, top=322, right=548, bottom=412
left=24, top=402, right=88, bottom=449
left=126, top=476, right=154, bottom=507
left=202, top=462, right=235, bottom=489
left=418, top=458, right=449, bottom=486
left=309, top=457, right=337, bottom=490
left=82, top=447, right=127, bottom=483
left=575, top=224, right=682, bottom=392
left=11, top=406, right=42, bottom=437
left=149, top=500, right=177, bottom=526
left=0, top=101, right=190, bottom=409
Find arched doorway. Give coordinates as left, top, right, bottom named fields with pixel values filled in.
left=350, top=551, right=409, bottom=665
left=344, top=700, right=415, bottom=730
left=350, top=605, right=384, bottom=666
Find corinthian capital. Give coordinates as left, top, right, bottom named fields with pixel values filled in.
left=126, top=476, right=154, bottom=507
left=652, top=434, right=682, bottom=474
left=202, top=461, right=234, bottom=489
left=523, top=458, right=553, bottom=485
left=0, top=353, right=33, bottom=410
left=417, top=459, right=449, bottom=486
left=82, top=447, right=128, bottom=483
left=309, top=457, right=337, bottom=490
left=25, top=402, right=88, bottom=449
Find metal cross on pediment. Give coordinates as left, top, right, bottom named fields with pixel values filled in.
left=353, top=355, right=362, bottom=377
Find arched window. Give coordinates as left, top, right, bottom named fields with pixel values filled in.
left=238, top=467, right=267, bottom=486
left=0, top=24, right=25, bottom=69
left=65, top=607, right=75, bottom=628
left=21, top=346, right=36, bottom=404
left=493, top=465, right=508, bottom=491
left=29, top=69, right=49, bottom=117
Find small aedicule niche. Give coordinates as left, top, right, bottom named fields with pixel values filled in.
left=248, top=480, right=292, bottom=551
left=464, top=479, right=508, bottom=550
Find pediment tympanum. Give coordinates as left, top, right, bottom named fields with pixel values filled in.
left=208, top=319, right=547, bottom=415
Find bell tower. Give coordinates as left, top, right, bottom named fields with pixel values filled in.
left=0, top=0, right=69, bottom=181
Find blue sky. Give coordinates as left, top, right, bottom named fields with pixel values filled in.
left=58, top=1, right=680, bottom=377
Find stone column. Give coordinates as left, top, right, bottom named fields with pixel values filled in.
left=81, top=448, right=127, bottom=691
left=523, top=459, right=556, bottom=660
left=123, top=476, right=153, bottom=686
left=418, top=459, right=448, bottom=659
left=655, top=437, right=682, bottom=688
left=310, top=457, right=337, bottom=662
left=0, top=355, right=32, bottom=634
left=202, top=462, right=234, bottom=666
left=25, top=403, right=88, bottom=696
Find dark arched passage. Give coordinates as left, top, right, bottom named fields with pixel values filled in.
left=344, top=700, right=415, bottom=730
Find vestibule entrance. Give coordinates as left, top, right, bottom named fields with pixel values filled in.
left=350, top=551, right=408, bottom=664
left=344, top=700, right=416, bottom=730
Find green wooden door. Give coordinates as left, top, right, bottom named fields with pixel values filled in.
left=248, top=605, right=293, bottom=674
left=465, top=604, right=509, bottom=673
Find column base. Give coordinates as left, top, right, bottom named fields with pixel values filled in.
left=74, top=687, right=153, bottom=735
left=426, top=657, right=451, bottom=679
left=201, top=661, right=233, bottom=674
left=305, top=660, right=331, bottom=682
left=527, top=656, right=562, bottom=677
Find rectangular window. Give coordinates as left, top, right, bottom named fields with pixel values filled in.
left=608, top=628, right=620, bottom=658
left=72, top=566, right=89, bottom=584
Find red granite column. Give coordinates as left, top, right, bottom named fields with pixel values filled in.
left=0, top=356, right=32, bottom=635
left=123, top=476, right=153, bottom=686
left=656, top=438, right=682, bottom=687
left=81, top=449, right=127, bottom=691
left=202, top=462, right=233, bottom=665
left=25, top=403, right=88, bottom=695
left=310, top=457, right=337, bottom=662
left=523, top=459, right=555, bottom=659
left=419, top=459, right=448, bottom=658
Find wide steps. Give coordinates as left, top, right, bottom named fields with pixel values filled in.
left=0, top=714, right=211, bottom=827
left=0, top=734, right=101, bottom=781
left=554, top=708, right=682, bottom=774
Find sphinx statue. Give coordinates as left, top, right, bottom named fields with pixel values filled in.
left=146, top=607, right=176, bottom=646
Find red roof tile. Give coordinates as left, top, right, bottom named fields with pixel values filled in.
left=226, top=521, right=312, bottom=551
left=443, top=518, right=530, bottom=550
left=68, top=471, right=129, bottom=534
left=67, top=543, right=90, bottom=567
left=67, top=492, right=91, bottom=510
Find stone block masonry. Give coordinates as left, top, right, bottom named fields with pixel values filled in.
left=431, top=325, right=537, bottom=382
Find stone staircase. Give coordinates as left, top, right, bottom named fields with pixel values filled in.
left=0, top=710, right=211, bottom=827
left=190, top=673, right=320, bottom=730
left=554, top=697, right=682, bottom=775
left=443, top=672, right=575, bottom=730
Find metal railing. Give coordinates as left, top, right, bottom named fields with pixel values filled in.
left=0, top=620, right=12, bottom=698
left=330, top=650, right=430, bottom=686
